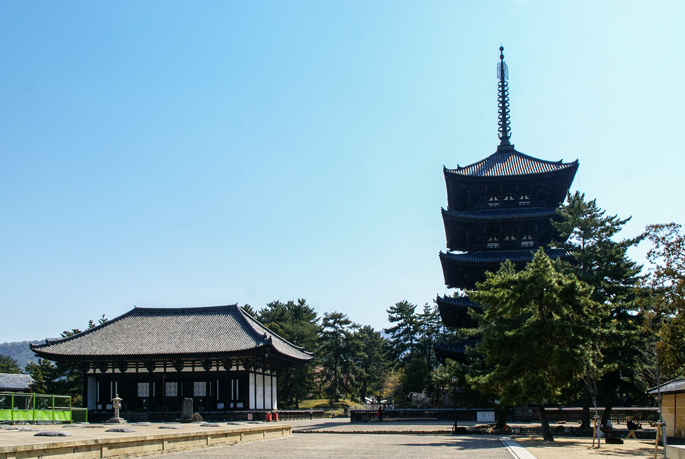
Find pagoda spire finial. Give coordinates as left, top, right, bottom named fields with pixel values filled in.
left=497, top=45, right=511, bottom=146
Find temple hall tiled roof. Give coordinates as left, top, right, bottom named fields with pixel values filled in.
left=442, top=207, right=558, bottom=221
left=0, top=373, right=33, bottom=392
left=440, top=248, right=571, bottom=264
left=445, top=148, right=578, bottom=177
left=31, top=305, right=313, bottom=362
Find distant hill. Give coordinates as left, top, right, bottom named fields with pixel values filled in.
left=0, top=341, right=43, bottom=370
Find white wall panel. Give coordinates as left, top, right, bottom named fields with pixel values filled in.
left=249, top=372, right=256, bottom=410
left=264, top=374, right=272, bottom=410
left=256, top=373, right=264, bottom=410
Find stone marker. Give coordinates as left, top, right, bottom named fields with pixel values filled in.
left=181, top=398, right=193, bottom=423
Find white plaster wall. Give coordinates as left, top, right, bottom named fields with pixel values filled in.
left=249, top=372, right=256, bottom=410
left=264, top=374, right=272, bottom=410
left=256, top=373, right=264, bottom=410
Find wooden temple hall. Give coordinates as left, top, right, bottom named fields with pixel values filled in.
left=31, top=305, right=313, bottom=417
left=435, top=47, right=578, bottom=362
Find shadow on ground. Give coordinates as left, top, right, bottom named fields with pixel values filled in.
left=400, top=435, right=505, bottom=450
left=519, top=438, right=658, bottom=458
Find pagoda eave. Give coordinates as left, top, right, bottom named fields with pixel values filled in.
left=439, top=249, right=572, bottom=289
left=444, top=161, right=578, bottom=212
left=442, top=207, right=564, bottom=251
left=436, top=295, right=481, bottom=329
left=434, top=340, right=481, bottom=364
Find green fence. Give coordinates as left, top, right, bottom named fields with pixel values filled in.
left=0, top=392, right=82, bottom=423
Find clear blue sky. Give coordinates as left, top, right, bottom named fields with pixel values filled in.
left=1, top=1, right=683, bottom=342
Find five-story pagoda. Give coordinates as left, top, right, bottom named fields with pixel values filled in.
left=435, top=47, right=578, bottom=359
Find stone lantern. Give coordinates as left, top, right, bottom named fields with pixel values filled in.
left=107, top=394, right=127, bottom=424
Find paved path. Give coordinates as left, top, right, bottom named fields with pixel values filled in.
left=147, top=433, right=513, bottom=459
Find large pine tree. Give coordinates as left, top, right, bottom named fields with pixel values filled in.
left=0, top=355, right=22, bottom=374
left=467, top=249, right=600, bottom=441
left=553, top=191, right=645, bottom=426
left=320, top=311, right=357, bottom=402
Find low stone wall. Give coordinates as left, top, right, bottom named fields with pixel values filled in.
left=0, top=424, right=291, bottom=459
left=351, top=408, right=477, bottom=423
left=668, top=445, right=685, bottom=459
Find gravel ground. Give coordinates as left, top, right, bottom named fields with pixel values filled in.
left=145, top=433, right=512, bottom=459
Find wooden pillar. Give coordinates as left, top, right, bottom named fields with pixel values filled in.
left=82, top=366, right=89, bottom=409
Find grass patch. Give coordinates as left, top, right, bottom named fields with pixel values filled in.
left=297, top=399, right=358, bottom=411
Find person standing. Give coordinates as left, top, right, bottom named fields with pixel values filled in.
left=626, top=417, right=638, bottom=439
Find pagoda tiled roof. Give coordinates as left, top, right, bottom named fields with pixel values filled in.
left=442, top=207, right=558, bottom=221
left=31, top=305, right=313, bottom=362
left=445, top=147, right=578, bottom=178
left=440, top=248, right=571, bottom=264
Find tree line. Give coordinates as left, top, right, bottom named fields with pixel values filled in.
left=243, top=298, right=456, bottom=408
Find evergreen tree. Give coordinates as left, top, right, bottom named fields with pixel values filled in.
left=320, top=312, right=357, bottom=402
left=553, top=192, right=645, bottom=426
left=24, top=358, right=82, bottom=401
left=417, top=303, right=442, bottom=370
left=384, top=301, right=420, bottom=364
left=467, top=249, right=601, bottom=441
left=351, top=326, right=390, bottom=403
left=0, top=355, right=22, bottom=374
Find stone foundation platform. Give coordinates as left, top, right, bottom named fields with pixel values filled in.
left=0, top=423, right=290, bottom=458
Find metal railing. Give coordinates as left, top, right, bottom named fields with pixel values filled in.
left=0, top=392, right=79, bottom=424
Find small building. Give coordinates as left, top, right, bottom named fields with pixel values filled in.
left=31, top=305, right=313, bottom=416
left=0, top=373, right=33, bottom=392
left=648, top=379, right=685, bottom=438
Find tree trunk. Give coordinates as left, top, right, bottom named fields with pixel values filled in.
left=580, top=386, right=591, bottom=430
left=601, top=396, right=614, bottom=426
left=496, top=406, right=510, bottom=430
left=537, top=404, right=554, bottom=441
